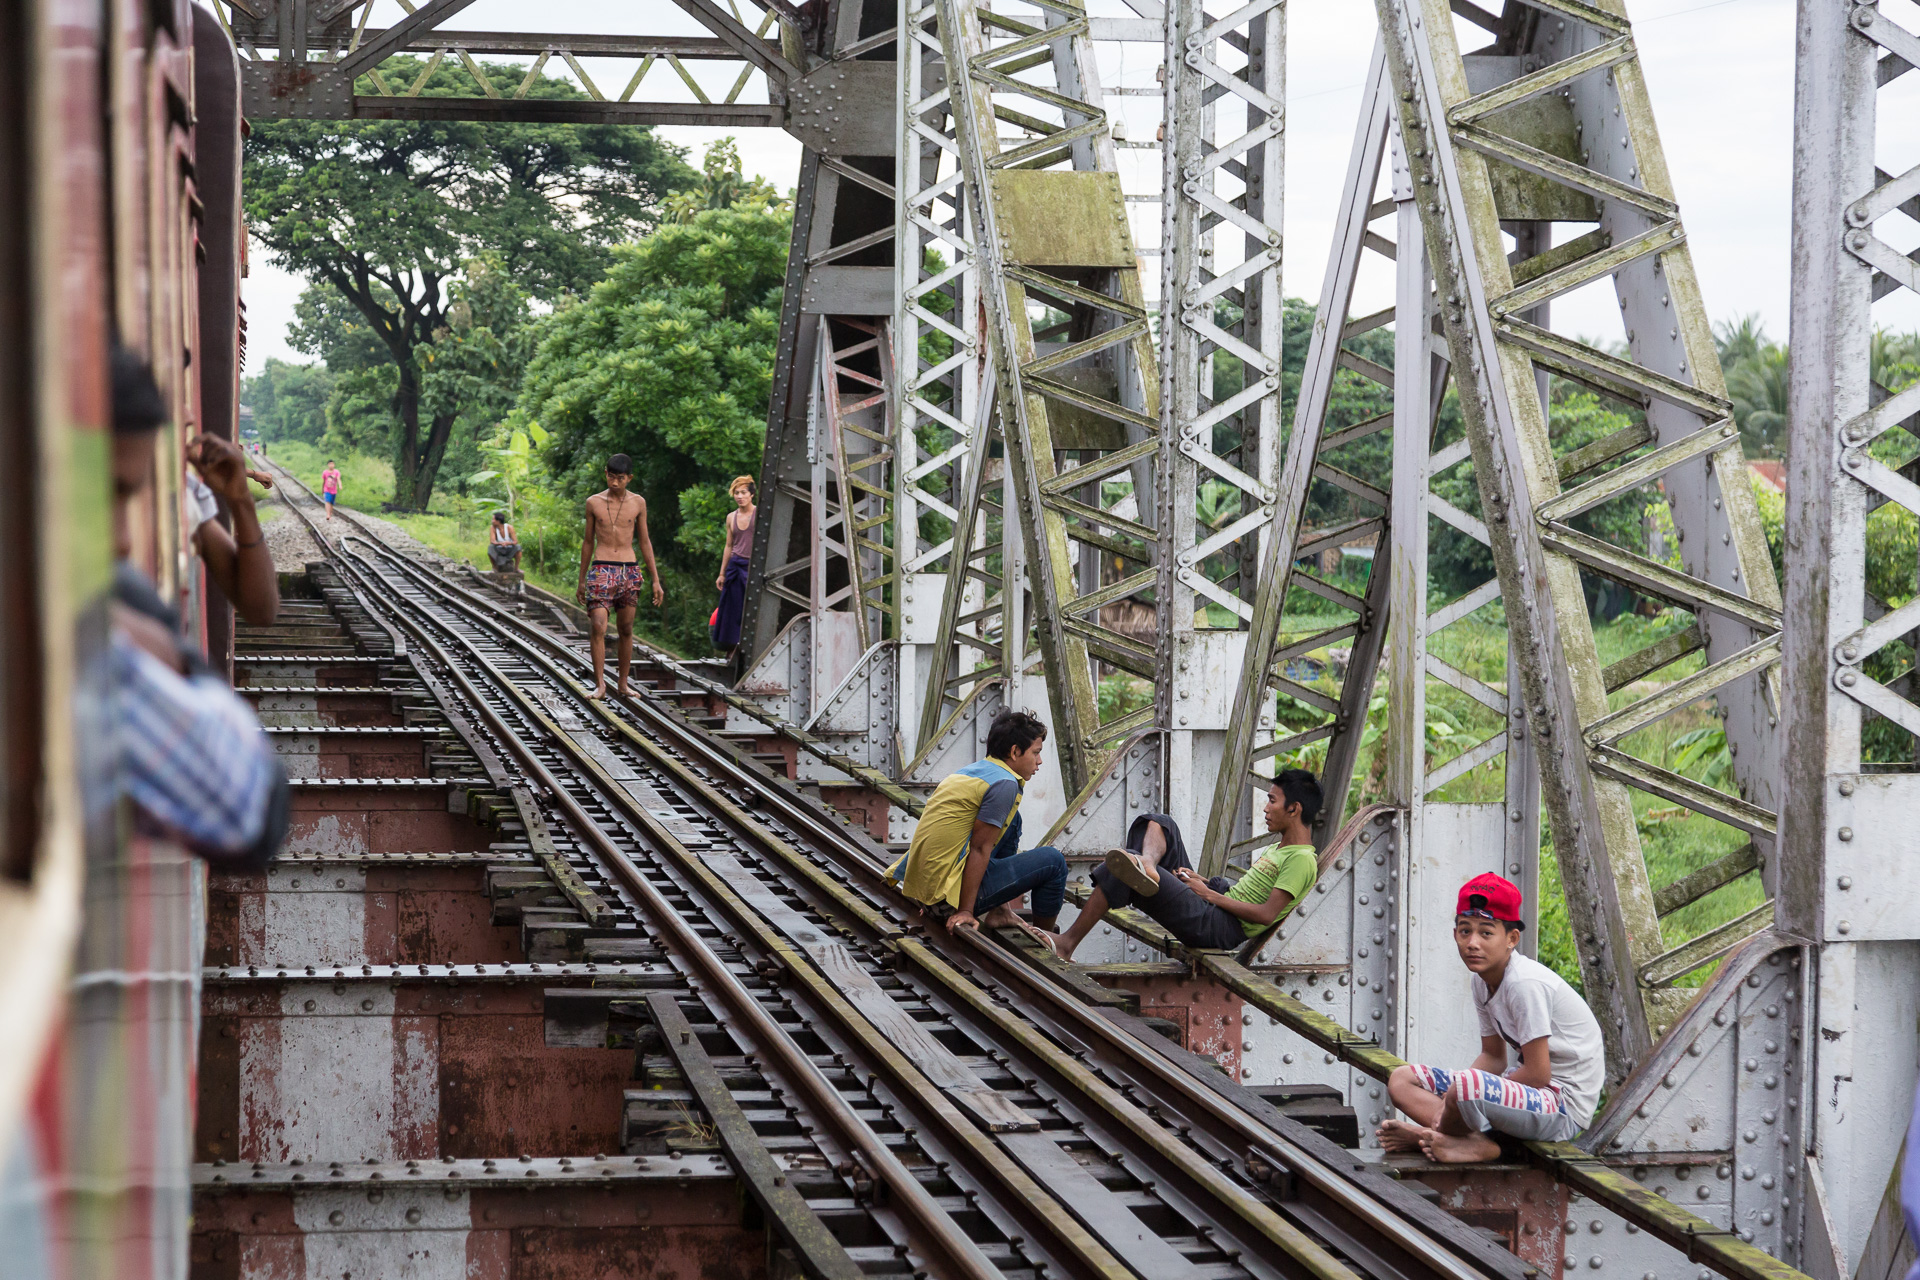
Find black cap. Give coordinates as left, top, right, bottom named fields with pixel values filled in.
left=111, top=344, right=168, bottom=436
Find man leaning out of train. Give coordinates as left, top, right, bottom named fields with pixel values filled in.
left=1049, top=769, right=1322, bottom=961
left=885, top=708, right=1067, bottom=945
left=1376, top=873, right=1604, bottom=1162
left=111, top=344, right=289, bottom=869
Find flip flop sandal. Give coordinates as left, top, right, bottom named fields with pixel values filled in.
left=1103, top=847, right=1160, bottom=898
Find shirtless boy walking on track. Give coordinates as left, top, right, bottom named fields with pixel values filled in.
left=575, top=453, right=664, bottom=699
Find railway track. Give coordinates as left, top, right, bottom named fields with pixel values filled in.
left=193, top=467, right=1538, bottom=1280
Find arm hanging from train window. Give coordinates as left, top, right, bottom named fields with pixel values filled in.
left=111, top=346, right=287, bottom=868
left=186, top=431, right=279, bottom=625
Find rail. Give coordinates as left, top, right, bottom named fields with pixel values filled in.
left=266, top=463, right=1819, bottom=1280
left=264, top=464, right=1527, bottom=1280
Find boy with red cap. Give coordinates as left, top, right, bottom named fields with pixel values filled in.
left=1377, top=872, right=1604, bottom=1162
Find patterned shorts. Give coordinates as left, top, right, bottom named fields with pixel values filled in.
left=1407, top=1065, right=1581, bottom=1141
left=586, top=561, right=644, bottom=610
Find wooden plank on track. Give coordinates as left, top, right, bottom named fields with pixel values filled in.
left=997, top=1131, right=1206, bottom=1280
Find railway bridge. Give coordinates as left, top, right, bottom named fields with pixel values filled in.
left=0, top=1, right=1913, bottom=1279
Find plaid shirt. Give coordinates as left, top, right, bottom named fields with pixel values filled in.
left=113, top=631, right=278, bottom=855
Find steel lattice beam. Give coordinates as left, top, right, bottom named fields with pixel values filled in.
left=1163, top=0, right=1288, bottom=872
left=932, top=0, right=1161, bottom=798
left=1782, top=0, right=1920, bottom=1272
left=216, top=0, right=806, bottom=127
left=1371, top=0, right=1784, bottom=1079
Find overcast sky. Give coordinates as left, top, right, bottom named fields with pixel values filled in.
left=242, top=0, right=1893, bottom=373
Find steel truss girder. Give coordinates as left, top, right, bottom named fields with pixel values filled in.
left=1162, top=0, right=1289, bottom=872
left=1207, top=48, right=1545, bottom=899
left=215, top=0, right=802, bottom=126
left=1782, top=0, right=1920, bottom=1273
left=899, top=0, right=1001, bottom=750
left=932, top=0, right=1161, bottom=798
left=1372, top=0, right=1783, bottom=1081
left=736, top=2, right=903, bottom=775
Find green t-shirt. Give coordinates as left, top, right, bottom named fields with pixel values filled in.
left=1226, top=843, right=1318, bottom=938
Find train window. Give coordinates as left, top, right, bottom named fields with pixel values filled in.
left=0, top=0, right=40, bottom=883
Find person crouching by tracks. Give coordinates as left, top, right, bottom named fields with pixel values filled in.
left=710, top=475, right=755, bottom=654
left=111, top=345, right=289, bottom=868
left=1050, top=769, right=1321, bottom=961
left=1376, top=874, right=1604, bottom=1162
left=885, top=709, right=1068, bottom=944
left=488, top=511, right=521, bottom=573
left=575, top=453, right=663, bottom=700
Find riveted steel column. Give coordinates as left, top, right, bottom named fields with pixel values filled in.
left=1782, top=0, right=1920, bottom=1271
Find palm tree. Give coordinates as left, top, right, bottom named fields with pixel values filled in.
left=1726, top=346, right=1788, bottom=459
left=1872, top=328, right=1920, bottom=395
left=1713, top=314, right=1770, bottom=368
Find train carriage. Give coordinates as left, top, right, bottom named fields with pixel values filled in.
left=0, top=1, right=241, bottom=1274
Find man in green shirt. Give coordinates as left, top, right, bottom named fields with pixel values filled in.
left=1052, top=769, right=1321, bottom=960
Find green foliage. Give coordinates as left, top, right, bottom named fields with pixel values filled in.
left=468, top=415, right=551, bottom=523
left=1713, top=315, right=1790, bottom=459
left=518, top=200, right=791, bottom=651
left=243, top=358, right=334, bottom=445
left=1275, top=297, right=1395, bottom=531
left=244, top=56, right=696, bottom=509
left=661, top=138, right=788, bottom=223
left=1098, top=675, right=1153, bottom=722
left=1667, top=725, right=1733, bottom=790
left=1429, top=386, right=1651, bottom=611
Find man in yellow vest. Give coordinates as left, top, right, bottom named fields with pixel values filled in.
left=887, top=709, right=1066, bottom=938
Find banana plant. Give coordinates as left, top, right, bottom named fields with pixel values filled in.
left=468, top=416, right=549, bottom=524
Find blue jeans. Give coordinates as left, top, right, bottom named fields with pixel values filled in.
left=972, top=842, right=1067, bottom=921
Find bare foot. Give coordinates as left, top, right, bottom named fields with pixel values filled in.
left=1051, top=932, right=1078, bottom=962
left=977, top=904, right=1021, bottom=930
left=588, top=684, right=606, bottom=700
left=1419, top=1129, right=1502, bottom=1164
left=616, top=684, right=631, bottom=698
left=1375, top=1119, right=1429, bottom=1153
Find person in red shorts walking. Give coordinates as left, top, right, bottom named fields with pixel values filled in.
left=574, top=453, right=663, bottom=699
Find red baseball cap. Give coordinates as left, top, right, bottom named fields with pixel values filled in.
left=1456, top=873, right=1524, bottom=927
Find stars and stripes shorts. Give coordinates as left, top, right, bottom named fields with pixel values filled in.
left=1407, top=1065, right=1583, bottom=1142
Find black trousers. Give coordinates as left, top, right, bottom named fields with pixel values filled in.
left=1087, top=812, right=1248, bottom=950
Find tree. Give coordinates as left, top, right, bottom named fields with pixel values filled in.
left=519, top=201, right=790, bottom=647
left=243, top=57, right=695, bottom=509
left=286, top=285, right=399, bottom=456
left=1713, top=315, right=1788, bottom=458
left=1725, top=345, right=1788, bottom=459
left=661, top=137, right=788, bottom=223
left=243, top=358, right=334, bottom=444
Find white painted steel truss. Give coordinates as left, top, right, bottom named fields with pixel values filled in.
left=1367, top=0, right=1784, bottom=1078
left=1784, top=0, right=1920, bottom=1272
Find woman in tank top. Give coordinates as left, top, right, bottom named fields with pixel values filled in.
left=712, top=476, right=756, bottom=650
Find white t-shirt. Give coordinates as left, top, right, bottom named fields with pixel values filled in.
left=1473, top=952, right=1606, bottom=1127
left=185, top=474, right=221, bottom=530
